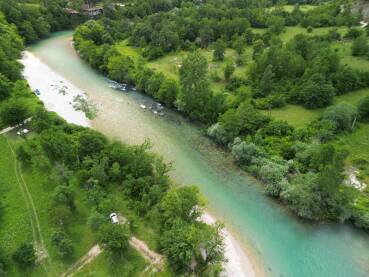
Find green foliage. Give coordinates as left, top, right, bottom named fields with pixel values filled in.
left=213, top=40, right=226, bottom=61
left=98, top=223, right=130, bottom=254
left=322, top=102, right=358, bottom=133
left=219, top=102, right=270, bottom=141
left=160, top=186, right=203, bottom=228
left=283, top=147, right=353, bottom=221
left=88, top=210, right=106, bottom=232
left=224, top=62, right=235, bottom=81
left=0, top=74, right=11, bottom=100
left=12, top=243, right=36, bottom=267
left=51, top=230, right=74, bottom=258
left=351, top=35, right=369, bottom=57
left=178, top=51, right=225, bottom=123
left=231, top=140, right=265, bottom=166
left=53, top=185, right=75, bottom=210
left=107, top=54, right=135, bottom=84
left=156, top=78, right=179, bottom=107
left=267, top=15, right=286, bottom=34
left=358, top=96, right=369, bottom=121
left=0, top=98, right=30, bottom=126
left=299, top=74, right=335, bottom=108
left=160, top=222, right=224, bottom=275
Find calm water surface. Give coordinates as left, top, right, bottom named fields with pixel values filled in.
left=28, top=32, right=369, bottom=277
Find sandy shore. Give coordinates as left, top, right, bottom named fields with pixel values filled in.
left=22, top=51, right=258, bottom=277
left=202, top=213, right=256, bottom=277
left=21, top=52, right=91, bottom=127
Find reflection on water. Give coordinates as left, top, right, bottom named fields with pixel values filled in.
left=28, top=32, right=369, bottom=277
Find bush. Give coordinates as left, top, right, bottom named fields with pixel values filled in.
left=0, top=98, right=30, bottom=126
left=322, top=102, right=358, bottom=133
left=351, top=36, right=369, bottom=57
left=255, top=94, right=286, bottom=109
left=259, top=161, right=289, bottom=196
left=261, top=120, right=293, bottom=137
left=51, top=230, right=74, bottom=258
left=332, top=66, right=362, bottom=94
left=207, top=123, right=229, bottom=145
left=156, top=78, right=179, bottom=107
left=98, top=223, right=130, bottom=253
left=344, top=28, right=363, bottom=39
left=224, top=63, right=235, bottom=80
left=88, top=210, right=107, bottom=231
left=299, top=75, right=335, bottom=109
left=0, top=74, right=11, bottom=100
left=231, top=141, right=264, bottom=166
left=358, top=96, right=369, bottom=121
left=142, top=47, right=164, bottom=60
left=12, top=243, right=36, bottom=267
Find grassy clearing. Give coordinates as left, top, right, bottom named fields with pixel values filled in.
left=260, top=104, right=323, bottom=127
left=332, top=40, right=369, bottom=71
left=280, top=26, right=348, bottom=42
left=334, top=123, right=369, bottom=171
left=336, top=88, right=369, bottom=106
left=0, top=135, right=35, bottom=276
left=261, top=88, right=369, bottom=127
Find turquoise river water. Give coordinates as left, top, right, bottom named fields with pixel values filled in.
left=27, top=32, right=369, bottom=277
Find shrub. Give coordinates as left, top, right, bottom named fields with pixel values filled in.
left=51, top=230, right=74, bottom=258
left=261, top=120, right=293, bottom=137
left=0, top=98, right=30, bottom=126
left=207, top=123, right=229, bottom=145
left=358, top=96, right=369, bottom=121
left=351, top=35, right=369, bottom=57
left=98, top=223, right=130, bottom=253
left=259, top=161, right=289, bottom=197
left=231, top=141, right=264, bottom=166
left=12, top=243, right=36, bottom=267
left=344, top=28, right=363, bottom=39
left=322, top=102, right=358, bottom=133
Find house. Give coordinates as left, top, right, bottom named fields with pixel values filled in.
left=82, top=4, right=103, bottom=17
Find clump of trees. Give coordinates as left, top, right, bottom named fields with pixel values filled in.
left=159, top=186, right=224, bottom=275
left=249, top=35, right=367, bottom=110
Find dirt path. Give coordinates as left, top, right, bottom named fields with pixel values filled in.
left=61, top=245, right=103, bottom=277
left=5, top=138, right=50, bottom=269
left=129, top=236, right=164, bottom=272
left=61, top=236, right=164, bottom=276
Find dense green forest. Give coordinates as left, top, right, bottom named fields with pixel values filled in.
left=72, top=0, right=369, bottom=231
left=0, top=1, right=225, bottom=276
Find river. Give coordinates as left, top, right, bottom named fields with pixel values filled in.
left=23, top=31, right=369, bottom=277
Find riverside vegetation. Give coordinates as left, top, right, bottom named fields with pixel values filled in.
left=72, top=0, right=369, bottom=230
left=0, top=0, right=225, bottom=276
